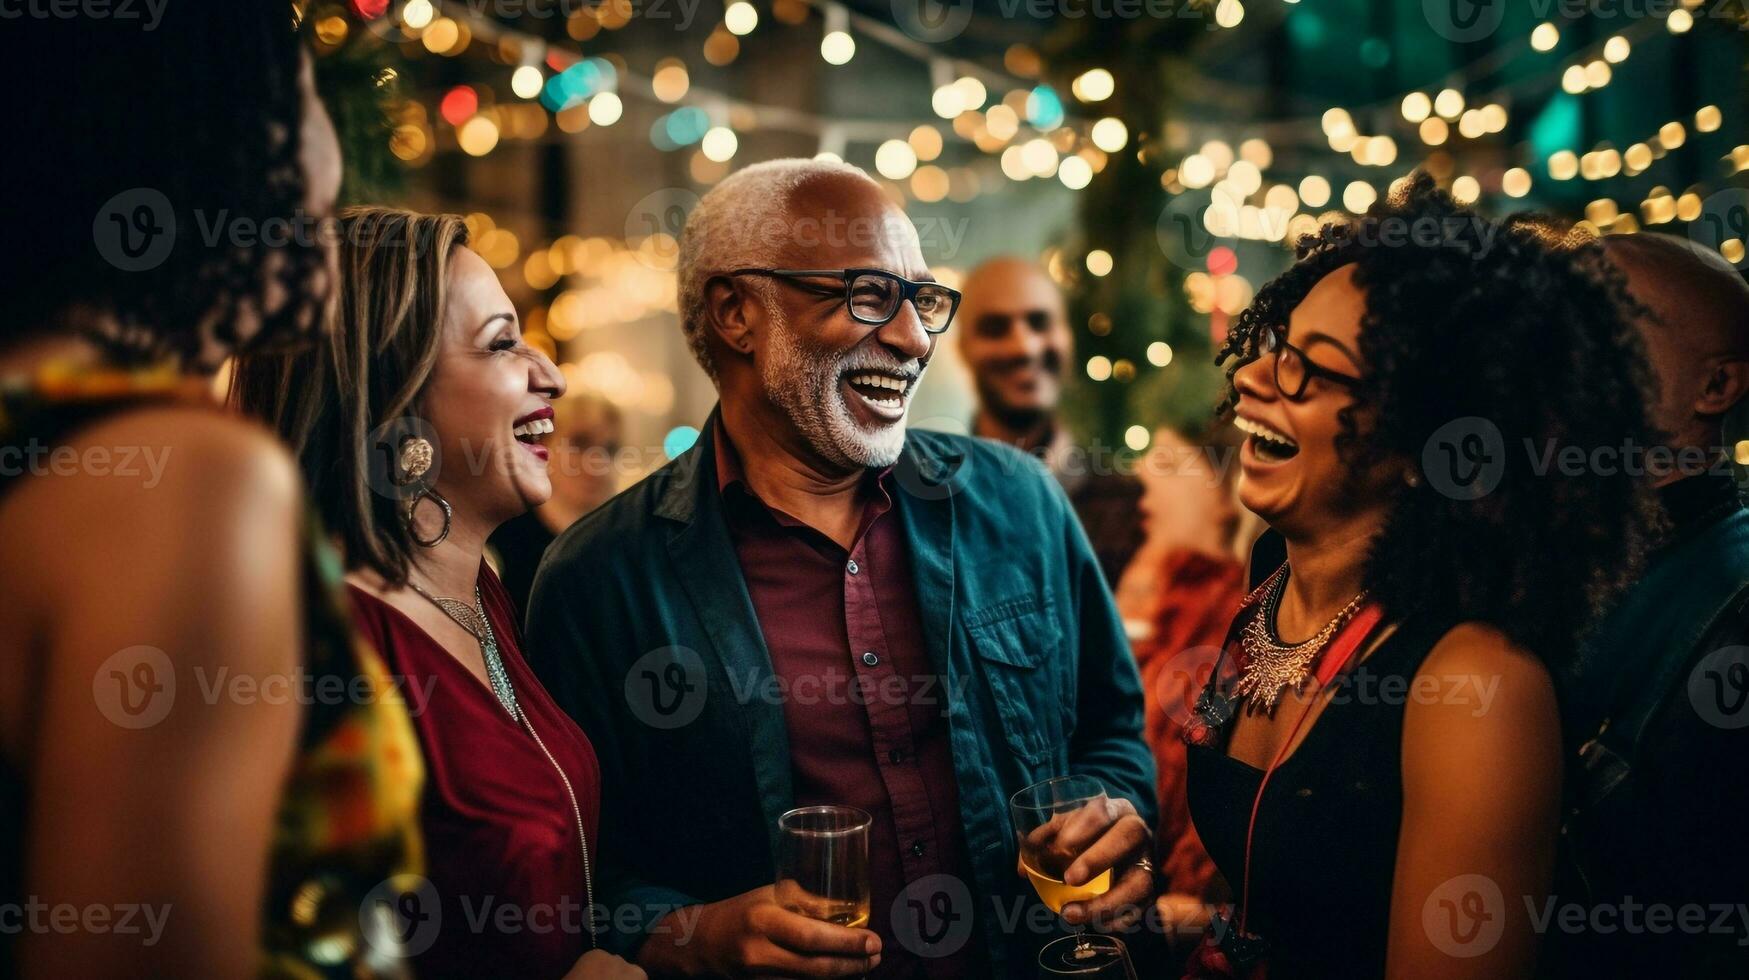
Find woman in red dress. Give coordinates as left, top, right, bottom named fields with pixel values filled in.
left=235, top=208, right=643, bottom=980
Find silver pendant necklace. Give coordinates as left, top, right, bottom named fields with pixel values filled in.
left=405, top=578, right=597, bottom=947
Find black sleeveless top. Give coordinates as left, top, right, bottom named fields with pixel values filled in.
left=1186, top=611, right=1449, bottom=979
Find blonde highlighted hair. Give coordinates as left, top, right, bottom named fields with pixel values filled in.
left=232, top=206, right=470, bottom=584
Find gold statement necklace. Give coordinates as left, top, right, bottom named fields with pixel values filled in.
left=1234, top=565, right=1369, bottom=714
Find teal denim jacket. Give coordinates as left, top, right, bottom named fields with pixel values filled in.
left=524, top=412, right=1155, bottom=975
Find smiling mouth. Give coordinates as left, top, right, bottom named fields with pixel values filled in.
left=1235, top=415, right=1300, bottom=463
left=842, top=370, right=914, bottom=421
left=512, top=415, right=553, bottom=448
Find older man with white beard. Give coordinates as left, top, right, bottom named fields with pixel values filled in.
left=526, top=158, right=1156, bottom=979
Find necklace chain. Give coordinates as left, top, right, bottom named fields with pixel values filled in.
left=1234, top=566, right=1368, bottom=714
left=404, top=577, right=596, bottom=948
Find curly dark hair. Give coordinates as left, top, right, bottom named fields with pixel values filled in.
left=0, top=5, right=322, bottom=368
left=1217, top=173, right=1661, bottom=661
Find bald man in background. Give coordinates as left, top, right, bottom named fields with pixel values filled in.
left=957, top=257, right=1142, bottom=585
left=1553, top=234, right=1749, bottom=976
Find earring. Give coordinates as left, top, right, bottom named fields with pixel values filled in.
left=406, top=486, right=452, bottom=547
left=396, top=436, right=451, bottom=547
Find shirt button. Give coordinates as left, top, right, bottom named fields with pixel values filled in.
left=862, top=651, right=879, bottom=667
left=888, top=748, right=906, bottom=764
left=910, top=840, right=927, bottom=857
left=846, top=559, right=860, bottom=575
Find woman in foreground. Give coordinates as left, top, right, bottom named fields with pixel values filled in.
left=0, top=13, right=424, bottom=978
left=235, top=207, right=642, bottom=980
left=1181, top=176, right=1658, bottom=979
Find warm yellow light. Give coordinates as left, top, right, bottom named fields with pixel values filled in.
left=1451, top=176, right=1480, bottom=204
left=403, top=0, right=434, bottom=29
left=1215, top=0, right=1244, bottom=28
left=1604, top=35, right=1630, bottom=63
left=820, top=31, right=855, bottom=65
left=1419, top=117, right=1449, bottom=146
left=1147, top=342, right=1173, bottom=367
left=1181, top=154, right=1215, bottom=189
left=1502, top=167, right=1532, bottom=198
left=1343, top=181, right=1377, bottom=212
left=1125, top=426, right=1151, bottom=451
left=1562, top=65, right=1588, bottom=94
left=1435, top=88, right=1464, bottom=119
left=457, top=115, right=499, bottom=156
left=651, top=60, right=689, bottom=103
left=1696, top=105, right=1723, bottom=133
left=1072, top=68, right=1115, bottom=103
left=1584, top=61, right=1612, bottom=89
left=1058, top=156, right=1093, bottom=190
left=1086, top=249, right=1113, bottom=276
left=1087, top=356, right=1113, bottom=381
left=1298, top=175, right=1331, bottom=208
left=1091, top=117, right=1128, bottom=153
left=1549, top=150, right=1579, bottom=180
left=511, top=65, right=543, bottom=100
left=588, top=92, right=622, bottom=126
left=1659, top=121, right=1687, bottom=149
left=952, top=76, right=988, bottom=111
left=1530, top=22, right=1559, bottom=51
left=1668, top=8, right=1693, bottom=32
left=875, top=139, right=918, bottom=180
left=909, top=125, right=943, bottom=161
left=724, top=1, right=757, bottom=34
left=700, top=126, right=737, bottom=162
left=1402, top=92, right=1432, bottom=123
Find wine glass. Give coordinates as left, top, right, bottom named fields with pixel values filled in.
left=775, top=806, right=871, bottom=929
left=1010, top=776, right=1123, bottom=960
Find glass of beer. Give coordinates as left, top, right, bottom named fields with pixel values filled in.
left=776, top=806, right=872, bottom=929
left=1010, top=775, right=1114, bottom=957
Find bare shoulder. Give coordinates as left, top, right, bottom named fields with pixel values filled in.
left=2, top=406, right=305, bottom=651
left=1403, top=621, right=1561, bottom=777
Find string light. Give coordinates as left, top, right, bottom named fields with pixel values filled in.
left=1530, top=22, right=1559, bottom=51
left=510, top=65, right=544, bottom=99
left=724, top=1, right=757, bottom=35
left=1090, top=117, right=1128, bottom=153
left=1071, top=68, right=1114, bottom=103
left=820, top=30, right=855, bottom=65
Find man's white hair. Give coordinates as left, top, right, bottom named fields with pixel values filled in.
left=676, top=157, right=873, bottom=381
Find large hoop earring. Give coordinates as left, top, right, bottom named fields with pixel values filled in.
left=394, top=435, right=449, bottom=547
left=406, top=485, right=452, bottom=548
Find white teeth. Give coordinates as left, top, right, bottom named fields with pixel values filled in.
left=1234, top=415, right=1297, bottom=448
left=847, top=372, right=909, bottom=392
left=512, top=417, right=553, bottom=439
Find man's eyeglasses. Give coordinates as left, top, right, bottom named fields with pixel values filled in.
left=1252, top=326, right=1363, bottom=401
left=729, top=268, right=961, bottom=334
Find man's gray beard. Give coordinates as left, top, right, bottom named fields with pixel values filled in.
left=759, top=302, right=910, bottom=470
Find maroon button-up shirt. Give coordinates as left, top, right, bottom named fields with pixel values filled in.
left=715, top=425, right=980, bottom=978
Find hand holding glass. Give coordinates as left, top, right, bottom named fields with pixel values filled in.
left=775, top=806, right=872, bottom=929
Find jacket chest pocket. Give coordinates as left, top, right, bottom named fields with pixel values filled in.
left=966, top=594, right=1066, bottom=768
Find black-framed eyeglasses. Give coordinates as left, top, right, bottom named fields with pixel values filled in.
left=729, top=268, right=961, bottom=335
left=1254, top=326, right=1363, bottom=401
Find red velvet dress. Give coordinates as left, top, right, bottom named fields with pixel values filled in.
left=349, top=565, right=601, bottom=980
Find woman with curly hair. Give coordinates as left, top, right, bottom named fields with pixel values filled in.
left=0, top=12, right=422, bottom=979
left=1179, top=175, right=1658, bottom=979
